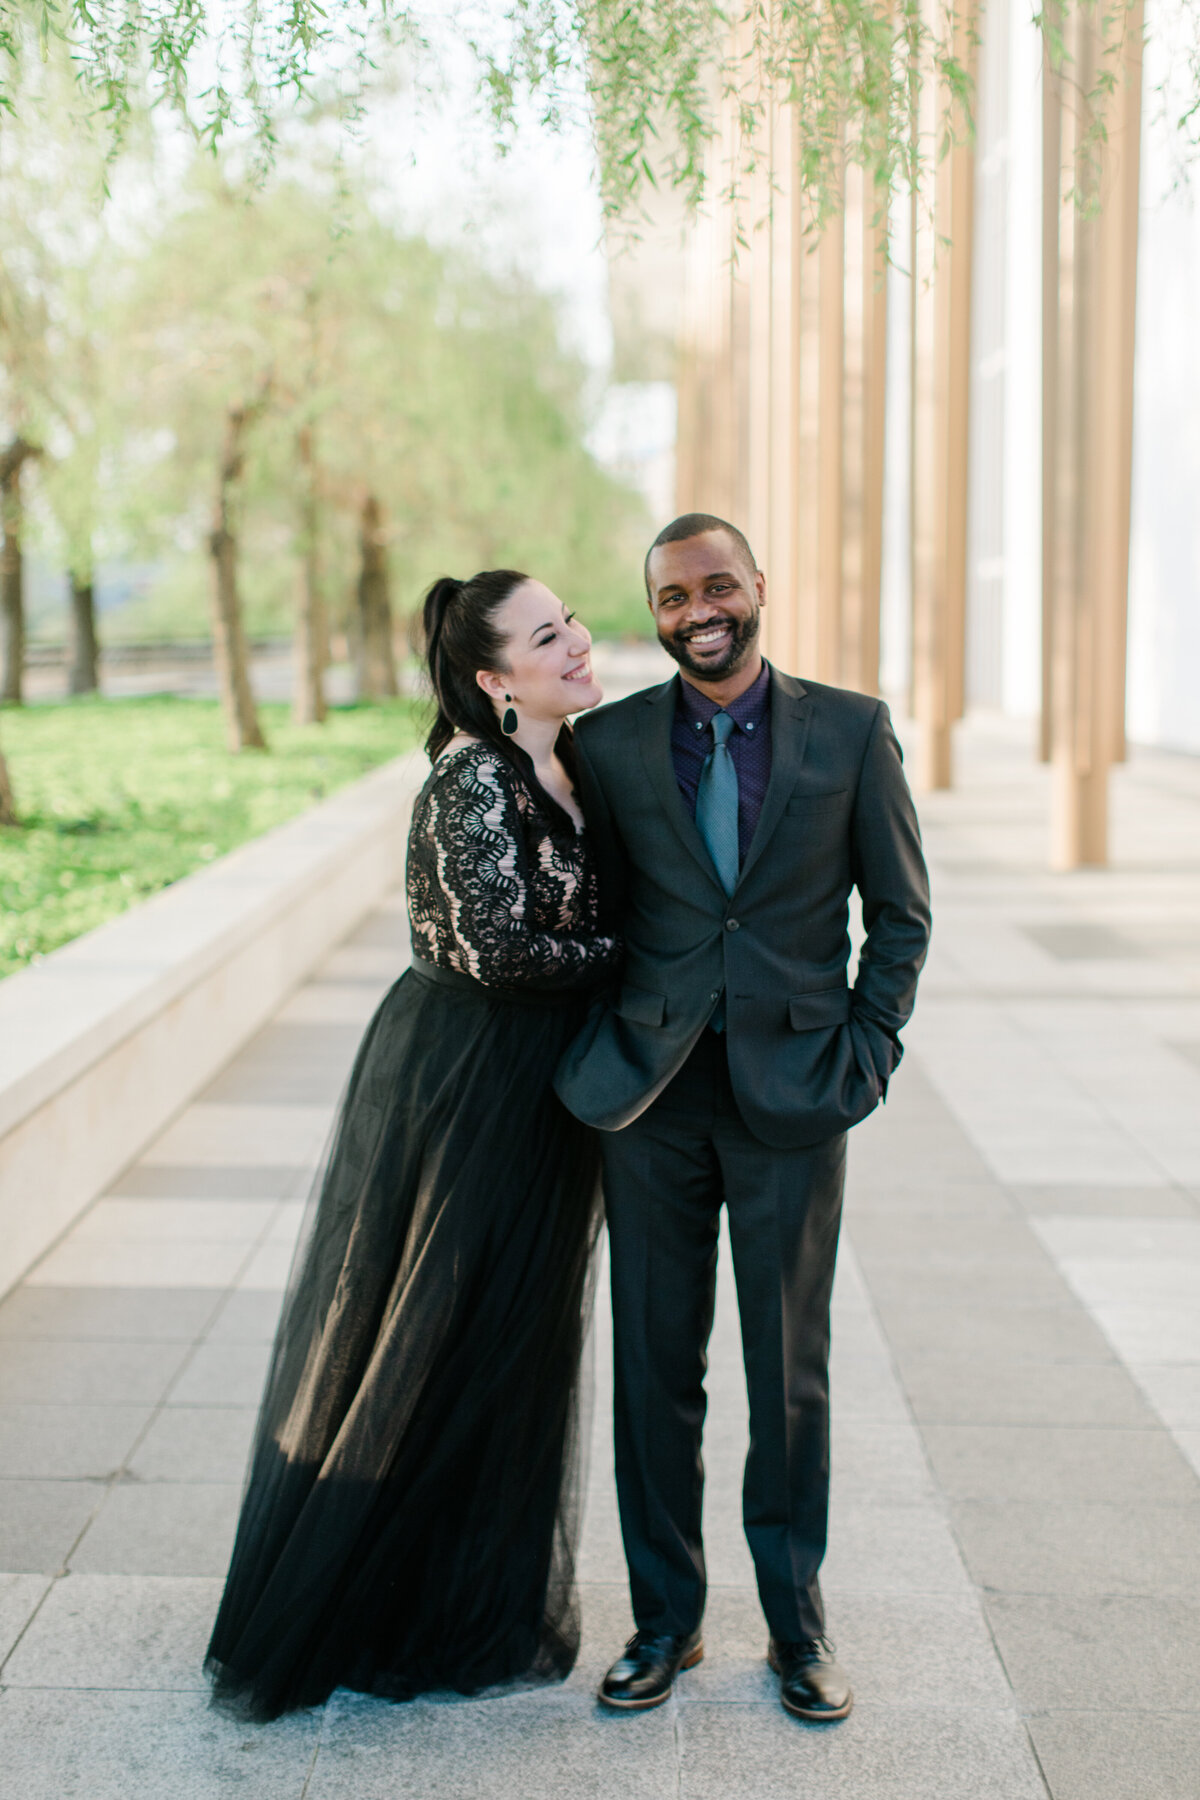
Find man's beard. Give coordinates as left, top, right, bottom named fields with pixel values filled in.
left=659, top=607, right=762, bottom=682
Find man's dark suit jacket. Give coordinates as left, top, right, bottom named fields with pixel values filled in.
left=554, top=664, right=932, bottom=1150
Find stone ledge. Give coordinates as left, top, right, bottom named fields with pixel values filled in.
left=0, top=751, right=426, bottom=1297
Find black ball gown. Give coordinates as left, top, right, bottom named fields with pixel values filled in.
left=205, top=739, right=618, bottom=1721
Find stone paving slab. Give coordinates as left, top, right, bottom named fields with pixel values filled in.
left=0, top=1402, right=155, bottom=1479
left=1026, top=1712, right=1200, bottom=1800
left=68, top=1482, right=242, bottom=1577
left=3, top=1573, right=220, bottom=1690
left=0, top=1286, right=221, bottom=1340
left=128, top=1407, right=257, bottom=1483
left=0, top=1574, right=52, bottom=1662
left=0, top=1689, right=321, bottom=1800
left=0, top=1480, right=105, bottom=1573
left=308, top=1691, right=681, bottom=1800
left=898, top=1355, right=1160, bottom=1427
left=983, top=1591, right=1200, bottom=1710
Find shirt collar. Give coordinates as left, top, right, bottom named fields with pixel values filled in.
left=677, top=659, right=771, bottom=738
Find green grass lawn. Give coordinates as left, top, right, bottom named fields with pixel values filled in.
left=0, top=695, right=424, bottom=980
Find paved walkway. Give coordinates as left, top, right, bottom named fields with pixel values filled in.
left=1, top=712, right=1197, bottom=1798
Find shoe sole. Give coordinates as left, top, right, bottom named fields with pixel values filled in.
left=597, top=1643, right=704, bottom=1711
left=768, top=1646, right=853, bottom=1723
left=778, top=1690, right=854, bottom=1723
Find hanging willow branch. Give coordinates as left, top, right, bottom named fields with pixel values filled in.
left=1039, top=0, right=1146, bottom=212
left=0, top=0, right=418, bottom=151
left=472, top=0, right=951, bottom=223
left=0, top=0, right=1191, bottom=218
left=473, top=0, right=1166, bottom=223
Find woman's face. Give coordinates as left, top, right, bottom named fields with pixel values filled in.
left=477, top=580, right=602, bottom=724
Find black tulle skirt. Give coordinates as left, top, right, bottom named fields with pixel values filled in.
left=205, top=960, right=601, bottom=1721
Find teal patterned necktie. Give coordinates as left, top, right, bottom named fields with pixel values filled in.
left=696, top=711, right=738, bottom=1031
left=696, top=711, right=739, bottom=894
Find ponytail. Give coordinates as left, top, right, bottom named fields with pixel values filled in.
left=421, top=568, right=529, bottom=762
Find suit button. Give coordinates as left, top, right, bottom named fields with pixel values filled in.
left=709, top=991, right=720, bottom=1002
left=725, top=918, right=740, bottom=931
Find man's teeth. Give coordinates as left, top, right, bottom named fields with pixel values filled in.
left=689, top=626, right=730, bottom=646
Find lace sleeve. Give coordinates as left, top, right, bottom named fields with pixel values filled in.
left=423, top=750, right=618, bottom=991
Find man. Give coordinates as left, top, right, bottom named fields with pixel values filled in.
left=555, top=513, right=930, bottom=1722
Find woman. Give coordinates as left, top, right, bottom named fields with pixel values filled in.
left=206, top=569, right=617, bottom=1721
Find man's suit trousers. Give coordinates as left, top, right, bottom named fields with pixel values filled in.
left=601, top=1027, right=847, bottom=1646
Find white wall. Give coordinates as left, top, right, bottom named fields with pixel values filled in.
left=1128, top=0, right=1200, bottom=754
left=966, top=0, right=1043, bottom=719
left=999, top=1, right=1044, bottom=719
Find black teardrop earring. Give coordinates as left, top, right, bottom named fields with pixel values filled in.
left=501, top=694, right=518, bottom=736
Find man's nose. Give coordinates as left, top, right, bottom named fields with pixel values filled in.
left=682, top=598, right=721, bottom=625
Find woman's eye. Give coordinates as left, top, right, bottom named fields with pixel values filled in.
left=563, top=611, right=576, bottom=625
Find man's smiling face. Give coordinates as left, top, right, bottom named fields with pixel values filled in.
left=646, top=529, right=765, bottom=685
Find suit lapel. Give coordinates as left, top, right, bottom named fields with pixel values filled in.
left=637, top=677, right=726, bottom=894
left=735, top=664, right=812, bottom=890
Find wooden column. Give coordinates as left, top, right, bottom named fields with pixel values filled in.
left=746, top=116, right=777, bottom=573
left=676, top=131, right=725, bottom=515
left=764, top=99, right=802, bottom=669
left=674, top=79, right=886, bottom=702
left=1042, top=1, right=1143, bottom=868
left=673, top=337, right=703, bottom=517
left=678, top=167, right=712, bottom=515
left=910, top=1, right=978, bottom=790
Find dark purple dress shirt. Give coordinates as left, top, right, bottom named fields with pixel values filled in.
left=670, top=660, right=773, bottom=866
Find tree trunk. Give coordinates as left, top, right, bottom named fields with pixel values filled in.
left=292, top=425, right=327, bottom=726
left=0, top=439, right=37, bottom=707
left=356, top=493, right=398, bottom=700
left=67, top=571, right=100, bottom=695
left=0, top=732, right=16, bottom=827
left=208, top=403, right=267, bottom=753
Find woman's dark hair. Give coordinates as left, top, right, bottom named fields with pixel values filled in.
left=422, top=569, right=529, bottom=762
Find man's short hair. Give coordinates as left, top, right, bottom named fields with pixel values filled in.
left=644, top=512, right=759, bottom=597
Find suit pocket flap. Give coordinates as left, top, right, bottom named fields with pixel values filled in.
left=788, top=989, right=851, bottom=1031
left=616, top=985, right=666, bottom=1027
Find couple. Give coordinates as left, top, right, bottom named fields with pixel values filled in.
left=206, top=512, right=931, bottom=1725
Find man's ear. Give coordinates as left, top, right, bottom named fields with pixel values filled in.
left=754, top=569, right=766, bottom=607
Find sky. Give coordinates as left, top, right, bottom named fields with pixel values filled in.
left=338, top=39, right=677, bottom=518
left=341, top=20, right=615, bottom=376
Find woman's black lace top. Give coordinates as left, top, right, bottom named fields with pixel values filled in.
left=407, top=741, right=618, bottom=991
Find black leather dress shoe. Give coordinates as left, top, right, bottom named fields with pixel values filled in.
left=598, top=1629, right=704, bottom=1710
left=768, top=1636, right=853, bottom=1721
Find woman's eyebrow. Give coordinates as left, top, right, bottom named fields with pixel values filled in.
left=529, top=621, right=557, bottom=640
